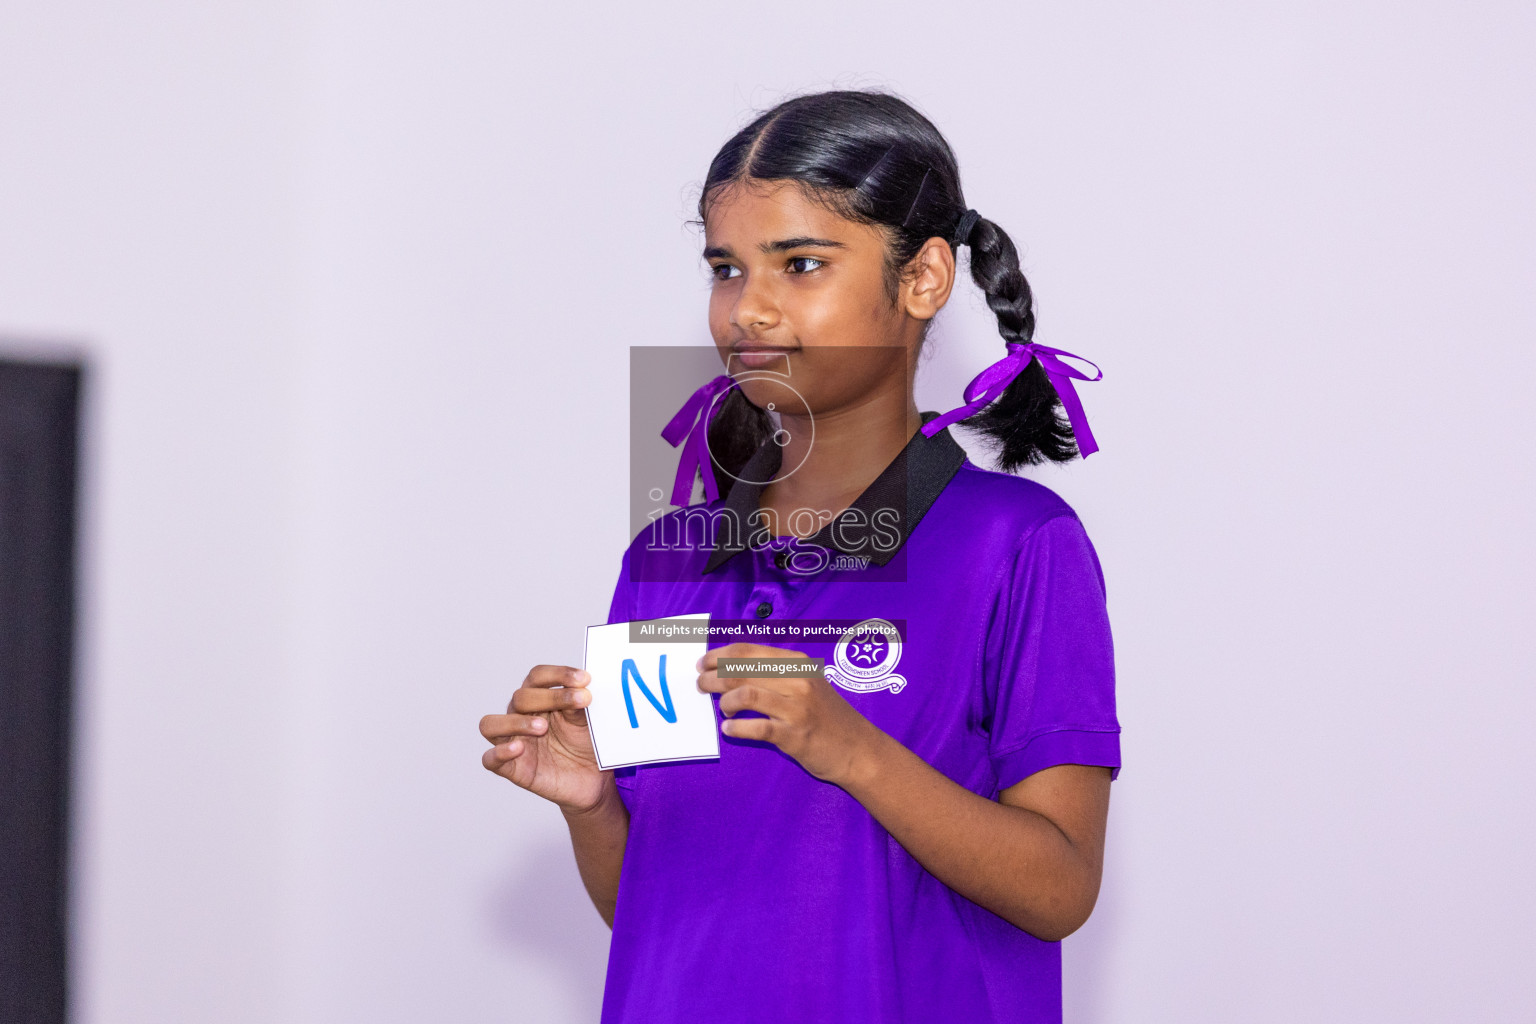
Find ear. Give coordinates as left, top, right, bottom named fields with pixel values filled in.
left=900, top=236, right=958, bottom=321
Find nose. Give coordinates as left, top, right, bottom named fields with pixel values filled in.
left=730, top=273, right=779, bottom=333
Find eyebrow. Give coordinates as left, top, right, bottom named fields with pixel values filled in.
left=703, top=236, right=850, bottom=260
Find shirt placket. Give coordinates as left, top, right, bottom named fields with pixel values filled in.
left=743, top=544, right=811, bottom=628
left=746, top=545, right=784, bottom=621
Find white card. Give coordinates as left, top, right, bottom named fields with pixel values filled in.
left=583, top=613, right=720, bottom=770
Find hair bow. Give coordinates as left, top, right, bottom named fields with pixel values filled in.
left=920, top=341, right=1104, bottom=456
left=660, top=374, right=736, bottom=506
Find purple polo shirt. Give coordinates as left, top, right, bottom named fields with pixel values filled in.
left=599, top=417, right=1120, bottom=1024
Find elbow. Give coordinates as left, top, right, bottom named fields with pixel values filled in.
left=1012, top=878, right=1102, bottom=942
left=1018, top=905, right=1093, bottom=943
left=1027, top=910, right=1089, bottom=943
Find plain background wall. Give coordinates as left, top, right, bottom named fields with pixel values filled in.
left=2, top=1, right=1533, bottom=1021
left=1, top=4, right=302, bottom=1022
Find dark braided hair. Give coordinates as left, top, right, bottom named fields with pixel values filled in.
left=696, top=88, right=1078, bottom=481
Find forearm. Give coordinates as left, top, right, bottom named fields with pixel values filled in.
left=838, top=728, right=1101, bottom=941
left=561, top=777, right=630, bottom=928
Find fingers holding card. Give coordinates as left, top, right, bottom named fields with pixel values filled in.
left=583, top=613, right=720, bottom=770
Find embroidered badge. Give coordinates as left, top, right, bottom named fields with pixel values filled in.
left=825, top=618, right=907, bottom=694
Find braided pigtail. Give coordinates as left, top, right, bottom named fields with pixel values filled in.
left=957, top=215, right=1079, bottom=469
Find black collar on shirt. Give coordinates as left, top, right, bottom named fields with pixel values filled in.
left=701, top=411, right=969, bottom=574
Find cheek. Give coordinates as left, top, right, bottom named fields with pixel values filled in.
left=795, top=280, right=897, bottom=346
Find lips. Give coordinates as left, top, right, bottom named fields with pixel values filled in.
left=731, top=346, right=796, bottom=370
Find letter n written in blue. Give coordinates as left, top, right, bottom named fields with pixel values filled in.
left=620, top=654, right=678, bottom=729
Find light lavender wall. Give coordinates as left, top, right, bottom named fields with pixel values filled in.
left=0, top=4, right=303, bottom=1023
left=2, top=2, right=1532, bottom=1021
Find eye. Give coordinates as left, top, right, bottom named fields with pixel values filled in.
left=710, top=263, right=741, bottom=281
left=787, top=256, right=824, bottom=274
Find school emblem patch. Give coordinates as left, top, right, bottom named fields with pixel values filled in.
left=825, top=618, right=907, bottom=694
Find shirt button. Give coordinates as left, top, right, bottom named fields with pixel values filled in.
left=774, top=549, right=790, bottom=570
left=755, top=601, right=773, bottom=618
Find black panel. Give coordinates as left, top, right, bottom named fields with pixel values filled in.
left=0, top=358, right=82, bottom=1024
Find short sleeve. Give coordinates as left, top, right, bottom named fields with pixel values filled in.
left=983, top=512, right=1121, bottom=792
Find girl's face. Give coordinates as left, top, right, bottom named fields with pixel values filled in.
left=702, top=178, right=955, bottom=425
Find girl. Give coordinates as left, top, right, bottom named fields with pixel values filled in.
left=479, top=89, right=1119, bottom=1024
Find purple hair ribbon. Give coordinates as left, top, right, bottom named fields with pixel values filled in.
left=921, top=341, right=1104, bottom=456
left=661, top=374, right=736, bottom=506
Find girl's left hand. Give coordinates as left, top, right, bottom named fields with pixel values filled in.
left=697, top=642, right=878, bottom=785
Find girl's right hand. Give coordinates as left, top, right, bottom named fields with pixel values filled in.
left=479, top=665, right=608, bottom=814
